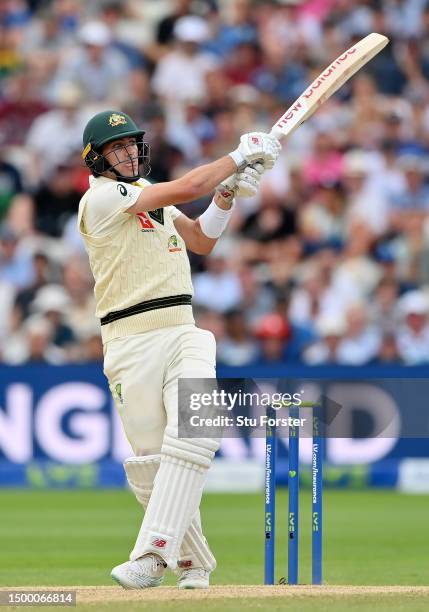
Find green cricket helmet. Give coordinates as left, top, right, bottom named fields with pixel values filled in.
left=82, top=110, right=150, bottom=182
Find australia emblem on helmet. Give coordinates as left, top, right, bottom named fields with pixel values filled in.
left=108, top=113, right=127, bottom=127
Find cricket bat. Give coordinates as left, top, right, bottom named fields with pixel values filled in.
left=270, top=32, right=389, bottom=140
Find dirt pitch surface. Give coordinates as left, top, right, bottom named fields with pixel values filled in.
left=2, top=585, right=429, bottom=604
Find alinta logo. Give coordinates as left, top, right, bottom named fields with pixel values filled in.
left=168, top=234, right=181, bottom=252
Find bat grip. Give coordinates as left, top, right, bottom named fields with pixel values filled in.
left=269, top=125, right=284, bottom=141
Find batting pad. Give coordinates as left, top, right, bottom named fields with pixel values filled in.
left=129, top=428, right=219, bottom=568
left=124, top=455, right=216, bottom=572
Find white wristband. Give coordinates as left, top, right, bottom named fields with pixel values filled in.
left=228, top=150, right=245, bottom=168
left=199, top=198, right=234, bottom=239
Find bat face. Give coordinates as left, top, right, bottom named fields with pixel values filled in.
left=271, top=33, right=389, bottom=139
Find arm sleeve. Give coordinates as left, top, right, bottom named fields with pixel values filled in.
left=84, top=181, right=142, bottom=236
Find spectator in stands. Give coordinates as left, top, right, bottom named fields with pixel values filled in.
left=370, top=333, right=402, bottom=365
left=298, top=180, right=345, bottom=248
left=0, top=64, right=50, bottom=146
left=389, top=208, right=427, bottom=287
left=99, top=1, right=147, bottom=70
left=51, top=20, right=130, bottom=103
left=236, top=263, right=275, bottom=326
left=301, top=129, right=344, bottom=189
left=395, top=290, right=429, bottom=364
left=6, top=194, right=36, bottom=241
left=26, top=81, right=90, bottom=182
left=388, top=155, right=429, bottom=230
left=30, top=284, right=77, bottom=358
left=369, top=277, right=400, bottom=334
left=78, top=326, right=104, bottom=362
left=206, top=0, right=257, bottom=59
left=337, top=303, right=381, bottom=365
left=217, top=309, right=258, bottom=366
left=14, top=251, right=52, bottom=321
left=3, top=315, right=66, bottom=365
left=194, top=251, right=243, bottom=313
left=254, top=313, right=291, bottom=364
left=0, top=24, right=23, bottom=80
left=342, top=150, right=389, bottom=237
left=152, top=15, right=219, bottom=119
left=223, top=41, right=261, bottom=86
left=194, top=307, right=226, bottom=342
left=288, top=263, right=332, bottom=332
left=253, top=311, right=313, bottom=364
left=0, top=155, right=23, bottom=220
left=303, top=314, right=347, bottom=365
left=156, top=0, right=194, bottom=46
left=33, top=160, right=82, bottom=237
left=62, top=257, right=97, bottom=339
left=239, top=183, right=296, bottom=263
left=0, top=224, right=34, bottom=289
left=330, top=226, right=382, bottom=306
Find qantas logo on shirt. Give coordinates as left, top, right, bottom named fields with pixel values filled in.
left=136, top=212, right=155, bottom=232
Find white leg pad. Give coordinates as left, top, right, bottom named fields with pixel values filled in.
left=124, top=455, right=159, bottom=507
left=129, top=428, right=219, bottom=568
left=124, top=455, right=216, bottom=572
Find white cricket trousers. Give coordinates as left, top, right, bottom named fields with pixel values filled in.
left=103, top=324, right=217, bottom=454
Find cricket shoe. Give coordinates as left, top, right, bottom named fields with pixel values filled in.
left=111, top=554, right=167, bottom=589
left=177, top=567, right=210, bottom=589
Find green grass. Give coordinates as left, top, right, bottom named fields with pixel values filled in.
left=71, top=597, right=429, bottom=612
left=0, top=489, right=428, bottom=610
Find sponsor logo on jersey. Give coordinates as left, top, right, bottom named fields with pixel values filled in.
left=168, top=234, right=181, bottom=252
left=148, top=208, right=164, bottom=225
left=116, top=183, right=128, bottom=196
left=136, top=212, right=155, bottom=232
left=113, top=383, right=123, bottom=405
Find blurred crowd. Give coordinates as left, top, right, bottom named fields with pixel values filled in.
left=1, top=0, right=429, bottom=366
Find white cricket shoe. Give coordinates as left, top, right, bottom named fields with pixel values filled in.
left=111, top=554, right=166, bottom=589
left=177, top=567, right=210, bottom=589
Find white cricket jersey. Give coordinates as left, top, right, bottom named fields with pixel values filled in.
left=78, top=176, right=194, bottom=344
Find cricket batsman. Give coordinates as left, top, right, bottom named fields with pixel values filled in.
left=78, top=110, right=281, bottom=589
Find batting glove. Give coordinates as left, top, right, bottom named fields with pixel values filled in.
left=217, top=162, right=265, bottom=201
left=229, top=132, right=281, bottom=169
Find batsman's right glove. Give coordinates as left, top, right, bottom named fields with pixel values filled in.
left=216, top=162, right=265, bottom=201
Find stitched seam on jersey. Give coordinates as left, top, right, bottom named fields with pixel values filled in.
left=101, top=294, right=192, bottom=325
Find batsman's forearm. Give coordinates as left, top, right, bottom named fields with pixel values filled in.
left=131, top=156, right=238, bottom=213
left=182, top=156, right=237, bottom=199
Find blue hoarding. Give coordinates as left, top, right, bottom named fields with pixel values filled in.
left=0, top=365, right=428, bottom=489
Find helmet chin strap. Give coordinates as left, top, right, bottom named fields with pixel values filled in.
left=111, top=167, right=140, bottom=183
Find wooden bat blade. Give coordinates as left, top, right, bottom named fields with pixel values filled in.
left=270, top=33, right=389, bottom=140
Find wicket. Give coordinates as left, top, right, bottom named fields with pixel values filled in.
left=264, top=402, right=324, bottom=585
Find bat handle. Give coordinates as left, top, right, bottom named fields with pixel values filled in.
left=269, top=125, right=285, bottom=141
